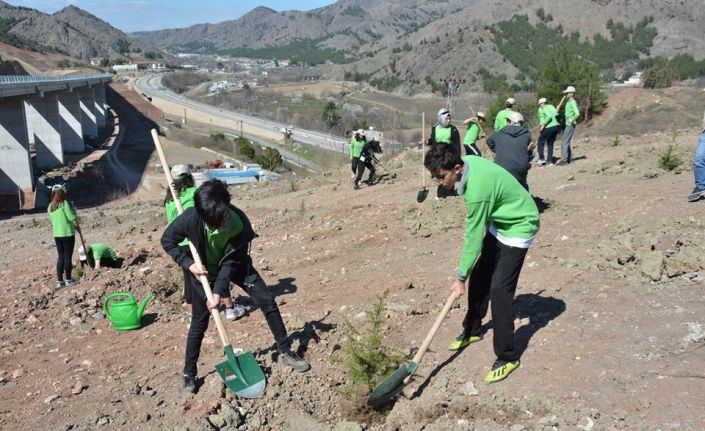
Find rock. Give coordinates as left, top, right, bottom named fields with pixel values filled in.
left=538, top=415, right=558, bottom=427
left=510, top=425, right=527, bottom=431
left=640, top=251, right=664, bottom=281
left=219, top=401, right=241, bottom=426
left=12, top=369, right=24, bottom=379
left=208, top=414, right=226, bottom=429
left=71, top=382, right=86, bottom=395
left=683, top=322, right=705, bottom=344
left=332, top=421, right=363, bottom=431
left=287, top=315, right=305, bottom=331
left=26, top=314, right=38, bottom=324
left=462, top=381, right=479, bottom=396
left=82, top=359, right=93, bottom=368
left=44, top=394, right=61, bottom=404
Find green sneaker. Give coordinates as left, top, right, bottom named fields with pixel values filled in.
left=448, top=333, right=482, bottom=351
left=484, top=360, right=520, bottom=383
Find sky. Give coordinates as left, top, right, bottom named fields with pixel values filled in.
left=7, top=0, right=337, bottom=32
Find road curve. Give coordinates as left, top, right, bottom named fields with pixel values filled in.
left=134, top=74, right=349, bottom=155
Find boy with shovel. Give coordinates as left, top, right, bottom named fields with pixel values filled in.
left=424, top=145, right=539, bottom=383
left=161, top=179, right=310, bottom=394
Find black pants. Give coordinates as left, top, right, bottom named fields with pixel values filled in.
left=55, top=236, right=75, bottom=281
left=537, top=126, right=559, bottom=164
left=463, top=143, right=482, bottom=157
left=184, top=256, right=290, bottom=377
left=462, top=234, right=528, bottom=362
left=351, top=157, right=359, bottom=174
left=179, top=245, right=193, bottom=304
left=354, top=158, right=375, bottom=185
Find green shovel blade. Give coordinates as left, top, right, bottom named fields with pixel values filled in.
left=367, top=360, right=418, bottom=407
left=416, top=187, right=429, bottom=203
left=214, top=345, right=266, bottom=399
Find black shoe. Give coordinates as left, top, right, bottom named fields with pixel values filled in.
left=354, top=183, right=360, bottom=190
left=179, top=374, right=196, bottom=394
left=279, top=350, right=311, bottom=373
left=688, top=188, right=705, bottom=202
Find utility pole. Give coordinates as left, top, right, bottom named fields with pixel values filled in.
left=439, top=78, right=466, bottom=114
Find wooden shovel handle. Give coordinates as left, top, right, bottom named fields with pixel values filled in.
left=467, top=104, right=486, bottom=137
left=411, top=290, right=459, bottom=366
left=151, top=129, right=231, bottom=348
left=70, top=201, right=88, bottom=255
left=421, top=112, right=426, bottom=188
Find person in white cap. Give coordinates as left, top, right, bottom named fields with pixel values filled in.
left=558, top=86, right=579, bottom=165
left=486, top=111, right=532, bottom=190
left=536, top=97, right=560, bottom=166
left=494, top=98, right=516, bottom=132
left=428, top=108, right=462, bottom=198
left=164, top=164, right=245, bottom=320
left=462, top=112, right=485, bottom=157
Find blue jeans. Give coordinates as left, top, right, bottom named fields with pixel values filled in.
left=694, top=132, right=705, bottom=191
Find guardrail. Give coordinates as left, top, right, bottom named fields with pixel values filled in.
left=0, top=74, right=112, bottom=85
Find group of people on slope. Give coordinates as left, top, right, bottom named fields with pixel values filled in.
left=48, top=184, right=119, bottom=288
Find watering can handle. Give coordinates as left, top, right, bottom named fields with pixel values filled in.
left=103, top=292, right=135, bottom=320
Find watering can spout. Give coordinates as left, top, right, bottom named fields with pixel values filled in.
left=137, top=293, right=155, bottom=319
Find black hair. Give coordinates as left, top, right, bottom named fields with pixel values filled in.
left=194, top=179, right=231, bottom=228
left=163, top=174, right=195, bottom=205
left=424, top=145, right=464, bottom=172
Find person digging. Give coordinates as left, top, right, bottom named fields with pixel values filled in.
left=354, top=139, right=383, bottom=188
left=161, top=179, right=310, bottom=394
left=424, top=145, right=540, bottom=383
left=79, top=243, right=121, bottom=269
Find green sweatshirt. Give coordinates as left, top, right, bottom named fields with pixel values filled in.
left=494, top=109, right=514, bottom=132
left=464, top=123, right=481, bottom=145
left=91, top=243, right=117, bottom=261
left=538, top=104, right=559, bottom=128
left=47, top=202, right=76, bottom=238
left=205, top=209, right=243, bottom=280
left=350, top=138, right=365, bottom=158
left=165, top=187, right=197, bottom=247
left=455, top=156, right=540, bottom=280
left=565, top=98, right=579, bottom=124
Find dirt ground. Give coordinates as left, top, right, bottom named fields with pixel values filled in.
left=1, top=88, right=704, bottom=431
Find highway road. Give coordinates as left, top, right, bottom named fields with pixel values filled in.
left=134, top=74, right=350, bottom=155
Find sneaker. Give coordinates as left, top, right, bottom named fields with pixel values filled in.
left=535, top=159, right=546, bottom=166
left=179, top=374, right=196, bottom=394
left=279, top=350, right=311, bottom=373
left=547, top=162, right=554, bottom=167
left=354, top=184, right=360, bottom=190
left=448, top=332, right=482, bottom=351
left=64, top=279, right=78, bottom=287
left=55, top=280, right=64, bottom=288
left=225, top=305, right=246, bottom=320
left=688, top=188, right=705, bottom=202
left=484, top=359, right=520, bottom=383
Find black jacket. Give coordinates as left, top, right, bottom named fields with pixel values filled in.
left=161, top=205, right=256, bottom=296
left=487, top=125, right=532, bottom=178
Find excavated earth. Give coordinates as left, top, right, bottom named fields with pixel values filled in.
left=1, top=115, right=704, bottom=431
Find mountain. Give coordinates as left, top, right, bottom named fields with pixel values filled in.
left=0, top=1, right=148, bottom=60
left=133, top=0, right=705, bottom=93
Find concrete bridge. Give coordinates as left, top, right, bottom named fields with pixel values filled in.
left=0, top=74, right=112, bottom=210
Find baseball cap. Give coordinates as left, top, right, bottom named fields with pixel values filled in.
left=506, top=97, right=516, bottom=105
left=170, top=164, right=190, bottom=178
left=51, top=184, right=66, bottom=192
left=508, top=112, right=524, bottom=124
left=563, top=86, right=576, bottom=94
left=538, top=97, right=547, bottom=105
left=476, top=112, right=485, bottom=119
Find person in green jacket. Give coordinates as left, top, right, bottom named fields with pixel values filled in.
left=428, top=108, right=462, bottom=199
left=165, top=164, right=244, bottom=320
left=494, top=98, right=516, bottom=132
left=47, top=184, right=78, bottom=288
left=349, top=129, right=366, bottom=178
left=462, top=111, right=485, bottom=157
left=79, top=243, right=120, bottom=269
left=558, top=86, right=580, bottom=166
left=536, top=98, right=560, bottom=166
left=424, top=145, right=540, bottom=383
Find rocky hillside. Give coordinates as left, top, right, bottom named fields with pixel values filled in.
left=0, top=1, right=147, bottom=60
left=134, top=0, right=705, bottom=93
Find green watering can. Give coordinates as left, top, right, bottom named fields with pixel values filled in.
left=103, top=292, right=154, bottom=330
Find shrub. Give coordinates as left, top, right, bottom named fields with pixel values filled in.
left=658, top=144, right=681, bottom=171
left=642, top=60, right=678, bottom=89
left=341, top=290, right=404, bottom=393
left=254, top=147, right=283, bottom=171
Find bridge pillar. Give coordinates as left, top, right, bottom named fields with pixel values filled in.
left=58, top=91, right=85, bottom=153
left=78, top=86, right=98, bottom=138
left=94, top=85, right=106, bottom=128
left=24, top=94, right=64, bottom=170
left=0, top=97, right=33, bottom=193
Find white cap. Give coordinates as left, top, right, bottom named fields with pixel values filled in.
left=476, top=111, right=485, bottom=119
left=170, top=164, right=190, bottom=178
left=508, top=112, right=524, bottom=124
left=563, top=86, right=576, bottom=94
left=506, top=97, right=516, bottom=105
left=438, top=108, right=450, bottom=116
left=78, top=245, right=87, bottom=261
left=51, top=184, right=66, bottom=192
left=538, top=97, right=547, bottom=105
left=356, top=129, right=364, bottom=135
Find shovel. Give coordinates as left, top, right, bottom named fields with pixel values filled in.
left=151, top=129, right=266, bottom=399
left=367, top=290, right=460, bottom=407
left=417, top=112, right=429, bottom=203
left=71, top=202, right=88, bottom=261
